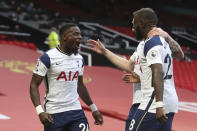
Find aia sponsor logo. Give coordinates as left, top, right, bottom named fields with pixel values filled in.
left=57, top=71, right=79, bottom=81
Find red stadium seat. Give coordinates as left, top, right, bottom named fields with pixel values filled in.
left=0, top=35, right=8, bottom=40
left=105, top=25, right=135, bottom=38
left=0, top=40, right=37, bottom=51
left=6, top=40, right=15, bottom=45
left=28, top=42, right=37, bottom=51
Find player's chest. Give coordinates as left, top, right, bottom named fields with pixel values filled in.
left=50, top=58, right=82, bottom=73
left=136, top=46, right=146, bottom=65
left=136, top=47, right=151, bottom=73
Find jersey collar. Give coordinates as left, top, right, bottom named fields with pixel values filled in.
left=56, top=46, right=71, bottom=56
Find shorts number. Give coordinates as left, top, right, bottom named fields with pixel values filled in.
left=164, top=54, right=172, bottom=80
left=129, top=119, right=135, bottom=130
left=79, top=123, right=89, bottom=131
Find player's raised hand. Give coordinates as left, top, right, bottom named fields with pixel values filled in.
left=148, top=27, right=168, bottom=38
left=156, top=107, right=168, bottom=123
left=92, top=110, right=103, bottom=125
left=122, top=72, right=140, bottom=83
left=39, top=112, right=54, bottom=125
left=87, top=39, right=107, bottom=55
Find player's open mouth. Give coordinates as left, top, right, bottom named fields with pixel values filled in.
left=76, top=45, right=79, bottom=49
left=75, top=41, right=81, bottom=49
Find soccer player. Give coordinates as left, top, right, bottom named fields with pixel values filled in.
left=87, top=8, right=184, bottom=131
left=122, top=51, right=141, bottom=131
left=129, top=8, right=184, bottom=130
left=30, top=23, right=103, bottom=131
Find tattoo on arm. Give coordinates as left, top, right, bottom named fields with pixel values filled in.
left=165, top=36, right=184, bottom=60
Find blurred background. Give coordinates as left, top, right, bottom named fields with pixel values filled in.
left=0, top=0, right=197, bottom=131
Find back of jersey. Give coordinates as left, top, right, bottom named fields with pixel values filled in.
left=139, top=36, right=178, bottom=114
left=160, top=36, right=178, bottom=114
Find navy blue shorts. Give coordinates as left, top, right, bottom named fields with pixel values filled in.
left=127, top=91, right=175, bottom=131
left=44, top=109, right=89, bottom=131
left=125, top=103, right=140, bottom=131
left=130, top=109, right=174, bottom=131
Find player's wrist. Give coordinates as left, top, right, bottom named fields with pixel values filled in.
left=36, top=105, right=44, bottom=115
left=89, top=104, right=98, bottom=112
left=102, top=48, right=108, bottom=55
left=156, top=101, right=164, bottom=108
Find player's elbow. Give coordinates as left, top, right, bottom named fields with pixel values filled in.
left=180, top=53, right=185, bottom=61
left=176, top=53, right=184, bottom=61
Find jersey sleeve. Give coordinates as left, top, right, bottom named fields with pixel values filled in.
left=144, top=36, right=163, bottom=67
left=146, top=46, right=163, bottom=66
left=129, top=51, right=136, bottom=63
left=78, top=57, right=84, bottom=76
left=33, top=53, right=51, bottom=76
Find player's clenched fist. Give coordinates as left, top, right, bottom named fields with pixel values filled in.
left=92, top=111, right=103, bottom=125
left=39, top=112, right=54, bottom=125
left=156, top=107, right=168, bottom=123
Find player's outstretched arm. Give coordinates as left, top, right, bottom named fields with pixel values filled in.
left=151, top=64, right=168, bottom=123
left=77, top=75, right=103, bottom=125
left=87, top=39, right=134, bottom=72
left=30, top=74, right=53, bottom=125
left=148, top=28, right=184, bottom=60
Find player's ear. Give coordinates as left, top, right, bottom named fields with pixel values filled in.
left=63, top=34, right=67, bottom=41
left=140, top=18, right=146, bottom=28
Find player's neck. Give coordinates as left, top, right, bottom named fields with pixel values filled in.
left=58, top=45, right=72, bottom=56
left=144, top=26, right=156, bottom=40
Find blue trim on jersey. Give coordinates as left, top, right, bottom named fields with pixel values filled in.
left=82, top=57, right=84, bottom=67
left=40, top=53, right=50, bottom=68
left=44, top=75, right=49, bottom=112
left=144, top=36, right=162, bottom=57
left=45, top=75, right=49, bottom=94
left=44, top=99, right=48, bottom=112
left=145, top=91, right=155, bottom=111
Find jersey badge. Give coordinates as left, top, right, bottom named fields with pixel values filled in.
left=150, top=50, right=158, bottom=59
left=76, top=61, right=79, bottom=67
left=56, top=61, right=62, bottom=65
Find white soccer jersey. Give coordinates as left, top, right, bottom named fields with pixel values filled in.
left=129, top=47, right=142, bottom=104
left=138, top=36, right=178, bottom=114
left=33, top=47, right=84, bottom=114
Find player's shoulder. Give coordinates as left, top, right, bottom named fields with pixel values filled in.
left=39, top=52, right=51, bottom=68
left=144, top=35, right=164, bottom=57
left=39, top=48, right=58, bottom=67
left=132, top=50, right=137, bottom=56
left=46, top=48, right=58, bottom=56
left=73, top=53, right=83, bottom=59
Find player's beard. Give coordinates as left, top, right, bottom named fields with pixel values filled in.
left=73, top=48, right=78, bottom=55
left=135, top=26, right=144, bottom=40
left=67, top=46, right=78, bottom=55
left=65, top=41, right=79, bottom=55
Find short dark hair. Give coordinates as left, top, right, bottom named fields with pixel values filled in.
left=59, top=23, right=77, bottom=37
left=133, top=8, right=158, bottom=26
